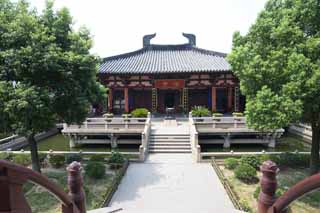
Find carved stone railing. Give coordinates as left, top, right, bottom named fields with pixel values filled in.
left=0, top=160, right=85, bottom=213
left=258, top=160, right=320, bottom=213
left=189, top=112, right=200, bottom=162
left=139, top=112, right=151, bottom=161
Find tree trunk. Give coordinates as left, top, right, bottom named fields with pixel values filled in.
left=310, top=122, right=320, bottom=175
left=28, top=133, right=41, bottom=173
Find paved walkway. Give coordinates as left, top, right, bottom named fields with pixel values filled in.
left=108, top=154, right=238, bottom=212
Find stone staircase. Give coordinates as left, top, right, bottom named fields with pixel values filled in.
left=148, top=120, right=191, bottom=153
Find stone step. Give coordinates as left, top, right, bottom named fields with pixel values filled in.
left=149, top=142, right=191, bottom=146
left=150, top=135, right=189, bottom=138
left=149, top=138, right=190, bottom=142
left=149, top=146, right=191, bottom=150
left=148, top=149, right=192, bottom=153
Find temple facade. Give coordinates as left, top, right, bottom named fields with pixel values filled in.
left=98, top=33, right=245, bottom=114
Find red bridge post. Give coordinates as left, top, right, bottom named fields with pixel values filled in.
left=258, top=160, right=279, bottom=213
left=66, top=161, right=86, bottom=213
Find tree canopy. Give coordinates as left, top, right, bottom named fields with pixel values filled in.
left=228, top=0, right=320, bottom=173
left=0, top=0, right=106, bottom=171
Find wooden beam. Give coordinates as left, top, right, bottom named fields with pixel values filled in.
left=124, top=87, right=129, bottom=113
left=108, top=89, right=113, bottom=112
left=211, top=87, right=216, bottom=112
left=228, top=87, right=233, bottom=112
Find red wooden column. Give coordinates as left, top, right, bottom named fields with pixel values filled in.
left=108, top=89, right=113, bottom=112
left=124, top=87, right=129, bottom=113
left=228, top=87, right=233, bottom=112
left=211, top=87, right=216, bottom=112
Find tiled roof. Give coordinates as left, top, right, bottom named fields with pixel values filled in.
left=99, top=43, right=231, bottom=74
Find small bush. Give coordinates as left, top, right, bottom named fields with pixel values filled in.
left=278, top=153, right=309, bottom=167
left=108, top=151, right=125, bottom=168
left=12, top=154, right=31, bottom=166
left=234, top=163, right=257, bottom=183
left=49, top=155, right=65, bottom=168
left=224, top=158, right=239, bottom=170
left=90, top=154, right=106, bottom=162
left=65, top=153, right=82, bottom=164
left=240, top=155, right=261, bottom=170
left=85, top=161, right=106, bottom=179
left=191, top=106, right=210, bottom=117
left=232, top=112, right=244, bottom=117
left=131, top=108, right=149, bottom=118
left=0, top=152, right=12, bottom=160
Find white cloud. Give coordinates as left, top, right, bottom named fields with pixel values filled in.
left=28, top=0, right=267, bottom=57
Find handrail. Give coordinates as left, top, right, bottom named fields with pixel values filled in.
left=268, top=173, right=320, bottom=213
left=0, top=160, right=84, bottom=213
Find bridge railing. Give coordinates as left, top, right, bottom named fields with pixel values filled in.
left=258, top=160, right=320, bottom=213
left=0, top=160, right=85, bottom=213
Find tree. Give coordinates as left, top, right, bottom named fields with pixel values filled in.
left=228, top=0, right=320, bottom=174
left=0, top=0, right=106, bottom=172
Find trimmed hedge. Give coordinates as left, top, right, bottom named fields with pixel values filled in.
left=240, top=155, right=261, bottom=170
left=49, top=155, right=65, bottom=168
left=225, top=158, right=239, bottom=170
left=85, top=161, right=106, bottom=179
left=12, top=154, right=31, bottom=166
left=234, top=163, right=257, bottom=183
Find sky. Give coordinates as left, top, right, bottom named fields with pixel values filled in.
left=28, top=0, right=268, bottom=58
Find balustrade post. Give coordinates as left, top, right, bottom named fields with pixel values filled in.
left=258, top=160, right=278, bottom=213
left=66, top=161, right=86, bottom=213
left=0, top=163, right=31, bottom=212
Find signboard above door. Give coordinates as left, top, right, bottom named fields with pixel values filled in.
left=154, top=79, right=185, bottom=89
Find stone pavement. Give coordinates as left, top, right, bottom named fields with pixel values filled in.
left=106, top=154, right=238, bottom=212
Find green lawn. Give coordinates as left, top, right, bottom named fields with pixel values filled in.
left=220, top=166, right=320, bottom=213
left=24, top=167, right=120, bottom=213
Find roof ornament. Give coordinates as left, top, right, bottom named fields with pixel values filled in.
left=182, top=33, right=196, bottom=46
left=143, top=33, right=156, bottom=47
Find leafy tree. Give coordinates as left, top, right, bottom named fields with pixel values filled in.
left=0, top=0, right=106, bottom=172
left=228, top=0, right=320, bottom=174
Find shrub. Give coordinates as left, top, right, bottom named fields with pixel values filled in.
left=224, top=158, right=239, bottom=170
left=232, top=112, right=244, bottom=117
left=49, top=155, right=65, bottom=168
left=254, top=186, right=286, bottom=200
left=191, top=106, right=210, bottom=117
left=65, top=153, right=82, bottom=164
left=90, top=154, right=106, bottom=162
left=85, top=161, right=106, bottom=179
left=12, top=154, right=31, bottom=166
left=0, top=152, right=12, bottom=160
left=131, top=108, right=149, bottom=118
left=212, top=112, right=223, bottom=117
left=240, top=155, right=261, bottom=170
left=234, top=163, right=257, bottom=183
left=108, top=151, right=125, bottom=168
left=278, top=153, right=309, bottom=168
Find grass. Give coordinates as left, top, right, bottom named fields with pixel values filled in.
left=220, top=166, right=320, bottom=213
left=23, top=166, right=120, bottom=213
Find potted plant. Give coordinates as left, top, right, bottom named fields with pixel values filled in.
left=122, top=113, right=132, bottom=122
left=131, top=108, right=149, bottom=122
left=212, top=112, right=223, bottom=121
left=191, top=106, right=210, bottom=122
left=103, top=113, right=113, bottom=122
left=232, top=112, right=244, bottom=121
